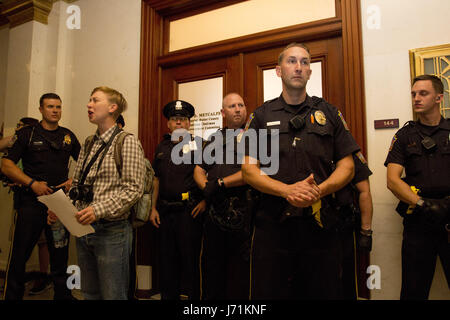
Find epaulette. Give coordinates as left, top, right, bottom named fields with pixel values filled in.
left=311, top=96, right=324, bottom=106
left=402, top=120, right=416, bottom=128
left=263, top=97, right=278, bottom=105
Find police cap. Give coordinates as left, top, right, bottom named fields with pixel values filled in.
left=163, top=100, right=195, bottom=119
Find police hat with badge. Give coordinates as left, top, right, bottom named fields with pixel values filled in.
left=163, top=100, right=195, bottom=119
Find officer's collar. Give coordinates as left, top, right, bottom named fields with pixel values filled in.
left=416, top=117, right=450, bottom=131
left=37, top=121, right=60, bottom=133
left=272, top=94, right=316, bottom=114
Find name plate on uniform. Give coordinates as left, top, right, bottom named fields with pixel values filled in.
left=374, top=119, right=399, bottom=129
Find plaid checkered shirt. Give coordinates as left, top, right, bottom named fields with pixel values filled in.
left=72, top=124, right=145, bottom=221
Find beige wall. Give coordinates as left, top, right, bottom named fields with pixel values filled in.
left=361, top=0, right=450, bottom=299
left=0, top=25, right=9, bottom=128
left=170, top=0, right=335, bottom=51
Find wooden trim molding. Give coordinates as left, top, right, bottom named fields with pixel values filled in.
left=158, top=17, right=342, bottom=68
left=340, top=0, right=367, bottom=156
left=0, top=0, right=54, bottom=28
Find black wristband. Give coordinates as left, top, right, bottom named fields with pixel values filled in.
left=28, top=178, right=35, bottom=188
left=360, top=229, right=373, bottom=236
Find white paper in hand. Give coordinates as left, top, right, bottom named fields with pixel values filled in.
left=38, top=189, right=95, bottom=237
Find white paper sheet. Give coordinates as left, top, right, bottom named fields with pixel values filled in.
left=38, top=189, right=95, bottom=237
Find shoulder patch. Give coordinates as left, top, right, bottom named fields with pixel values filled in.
left=389, top=135, right=397, bottom=152
left=355, top=151, right=367, bottom=164
left=338, top=111, right=349, bottom=131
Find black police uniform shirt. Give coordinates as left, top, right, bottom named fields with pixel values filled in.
left=153, top=133, right=203, bottom=201
left=5, top=122, right=81, bottom=187
left=334, top=151, right=373, bottom=207
left=200, top=127, right=246, bottom=195
left=353, top=152, right=372, bottom=184
left=384, top=118, right=450, bottom=195
left=246, top=94, right=360, bottom=187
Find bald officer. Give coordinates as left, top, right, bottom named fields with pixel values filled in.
left=150, top=100, right=206, bottom=300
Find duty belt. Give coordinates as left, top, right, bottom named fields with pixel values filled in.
left=159, top=199, right=185, bottom=208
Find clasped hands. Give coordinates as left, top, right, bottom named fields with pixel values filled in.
left=283, top=174, right=321, bottom=208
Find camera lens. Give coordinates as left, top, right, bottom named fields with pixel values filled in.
left=69, top=187, right=79, bottom=201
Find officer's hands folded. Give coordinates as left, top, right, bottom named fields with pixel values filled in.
left=285, top=174, right=321, bottom=208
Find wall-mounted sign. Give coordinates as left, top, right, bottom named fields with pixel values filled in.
left=374, top=119, right=399, bottom=129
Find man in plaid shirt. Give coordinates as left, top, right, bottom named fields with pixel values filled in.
left=51, top=86, right=145, bottom=300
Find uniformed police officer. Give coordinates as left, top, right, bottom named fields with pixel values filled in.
left=241, top=43, right=360, bottom=299
left=150, top=100, right=206, bottom=300
left=385, top=74, right=450, bottom=300
left=334, top=151, right=373, bottom=300
left=1, top=93, right=81, bottom=300
left=194, top=93, right=253, bottom=299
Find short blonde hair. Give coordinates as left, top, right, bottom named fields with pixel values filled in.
left=91, top=86, right=127, bottom=119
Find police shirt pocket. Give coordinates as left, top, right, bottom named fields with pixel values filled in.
left=439, top=136, right=450, bottom=155
left=404, top=144, right=422, bottom=176
left=305, top=124, right=333, bottom=158
left=30, top=141, right=50, bottom=152
left=306, top=124, right=333, bottom=136
left=266, top=120, right=289, bottom=140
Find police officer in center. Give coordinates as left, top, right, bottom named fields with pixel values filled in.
left=194, top=93, right=254, bottom=299
left=1, top=93, right=81, bottom=300
left=150, top=100, right=206, bottom=300
left=241, top=42, right=360, bottom=299
left=385, top=74, right=449, bottom=300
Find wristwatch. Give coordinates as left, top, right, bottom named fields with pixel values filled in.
left=360, top=229, right=373, bottom=236
left=218, top=178, right=225, bottom=188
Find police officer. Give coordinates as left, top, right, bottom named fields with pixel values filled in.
left=194, top=93, right=253, bottom=299
left=385, top=74, right=450, bottom=300
left=150, top=100, right=206, bottom=300
left=335, top=151, right=373, bottom=300
left=1, top=93, right=81, bottom=300
left=241, top=43, right=360, bottom=299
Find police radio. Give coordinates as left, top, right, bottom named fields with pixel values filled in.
left=415, top=127, right=436, bottom=150
left=289, top=106, right=312, bottom=131
left=289, top=115, right=306, bottom=130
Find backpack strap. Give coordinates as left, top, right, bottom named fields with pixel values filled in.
left=113, top=131, right=132, bottom=177
left=84, top=135, right=95, bottom=155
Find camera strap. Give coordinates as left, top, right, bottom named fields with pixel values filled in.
left=79, top=126, right=122, bottom=185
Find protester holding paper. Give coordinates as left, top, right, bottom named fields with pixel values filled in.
left=68, top=87, right=145, bottom=300
left=1, top=93, right=80, bottom=300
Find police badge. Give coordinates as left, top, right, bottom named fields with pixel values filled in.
left=314, top=110, right=327, bottom=126
left=63, top=134, right=71, bottom=145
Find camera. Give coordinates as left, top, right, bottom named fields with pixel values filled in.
left=69, top=184, right=94, bottom=202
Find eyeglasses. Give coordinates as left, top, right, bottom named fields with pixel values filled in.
left=169, top=116, right=188, bottom=121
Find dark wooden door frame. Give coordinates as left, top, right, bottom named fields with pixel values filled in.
left=140, top=0, right=367, bottom=157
